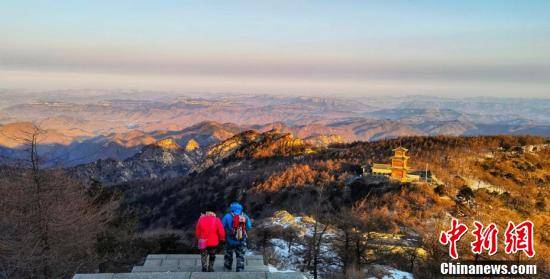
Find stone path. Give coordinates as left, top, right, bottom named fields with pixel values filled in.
left=73, top=254, right=305, bottom=279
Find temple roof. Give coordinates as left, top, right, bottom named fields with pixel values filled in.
left=392, top=146, right=408, bottom=152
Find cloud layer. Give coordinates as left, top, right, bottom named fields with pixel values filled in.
left=1, top=1, right=549, bottom=97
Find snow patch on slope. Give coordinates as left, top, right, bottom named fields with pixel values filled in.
left=367, top=264, right=414, bottom=279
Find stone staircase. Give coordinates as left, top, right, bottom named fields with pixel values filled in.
left=73, top=254, right=306, bottom=279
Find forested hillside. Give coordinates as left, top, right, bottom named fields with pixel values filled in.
left=116, top=133, right=549, bottom=277
left=1, top=132, right=548, bottom=278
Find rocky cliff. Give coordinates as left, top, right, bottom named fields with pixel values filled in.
left=70, top=138, right=202, bottom=186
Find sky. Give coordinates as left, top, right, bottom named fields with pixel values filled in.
left=1, top=0, right=549, bottom=97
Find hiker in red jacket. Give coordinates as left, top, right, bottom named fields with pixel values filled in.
left=195, top=210, right=226, bottom=272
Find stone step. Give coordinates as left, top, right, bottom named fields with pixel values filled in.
left=141, top=257, right=266, bottom=269
left=74, top=273, right=191, bottom=279
left=73, top=254, right=304, bottom=279
left=74, top=272, right=306, bottom=279
left=132, top=265, right=270, bottom=273
left=189, top=272, right=306, bottom=279
left=146, top=255, right=264, bottom=261
left=142, top=262, right=266, bottom=268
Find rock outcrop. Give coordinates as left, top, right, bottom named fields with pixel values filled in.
left=194, top=130, right=312, bottom=172
left=184, top=138, right=200, bottom=152
left=70, top=138, right=202, bottom=186
left=153, top=138, right=180, bottom=150
left=304, top=134, right=345, bottom=147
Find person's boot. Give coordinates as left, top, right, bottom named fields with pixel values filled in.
left=208, top=256, right=215, bottom=272
left=224, top=247, right=233, bottom=271
left=200, top=251, right=208, bottom=272
left=235, top=245, right=245, bottom=272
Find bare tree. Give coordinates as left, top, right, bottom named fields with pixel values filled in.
left=415, top=220, right=448, bottom=278
left=307, top=219, right=329, bottom=279
left=301, top=184, right=332, bottom=279
left=403, top=246, right=420, bottom=273
left=26, top=125, right=51, bottom=278
left=0, top=124, right=117, bottom=279
left=252, top=225, right=282, bottom=263
left=332, top=207, right=369, bottom=274
left=281, top=226, right=300, bottom=256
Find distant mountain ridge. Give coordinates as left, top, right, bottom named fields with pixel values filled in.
left=0, top=121, right=242, bottom=167
left=70, top=138, right=202, bottom=186
left=2, top=116, right=549, bottom=168
left=0, top=94, right=548, bottom=167
left=70, top=129, right=312, bottom=186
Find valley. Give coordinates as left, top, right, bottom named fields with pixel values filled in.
left=92, top=132, right=550, bottom=277
left=3, top=1, right=549, bottom=278
left=1, top=91, right=549, bottom=167
left=0, top=91, right=548, bottom=278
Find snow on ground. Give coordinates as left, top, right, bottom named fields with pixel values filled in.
left=270, top=210, right=316, bottom=236
left=462, top=176, right=505, bottom=194
left=265, top=211, right=417, bottom=278
left=268, top=266, right=308, bottom=279
left=270, top=238, right=305, bottom=269
left=367, top=264, right=414, bottom=279
left=265, top=211, right=340, bottom=272
left=267, top=265, right=303, bottom=273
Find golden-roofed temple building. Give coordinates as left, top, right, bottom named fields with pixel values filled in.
left=370, top=147, right=420, bottom=182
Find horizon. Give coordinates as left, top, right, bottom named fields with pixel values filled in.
left=1, top=1, right=550, bottom=97
left=3, top=89, right=550, bottom=100
left=1, top=3, right=549, bottom=278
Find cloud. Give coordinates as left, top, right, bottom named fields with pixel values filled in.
left=1, top=44, right=549, bottom=98
left=1, top=69, right=549, bottom=98
left=2, top=46, right=549, bottom=84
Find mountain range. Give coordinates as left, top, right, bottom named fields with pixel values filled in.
left=1, top=90, right=548, bottom=277
left=0, top=91, right=548, bottom=167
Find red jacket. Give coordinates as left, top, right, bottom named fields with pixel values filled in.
left=195, top=213, right=226, bottom=248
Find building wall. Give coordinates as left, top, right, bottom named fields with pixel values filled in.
left=371, top=148, right=423, bottom=183
left=373, top=168, right=392, bottom=175
left=394, top=150, right=406, bottom=157
left=392, top=158, right=406, bottom=168
left=391, top=169, right=405, bottom=180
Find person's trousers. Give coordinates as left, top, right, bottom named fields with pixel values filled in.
left=224, top=243, right=245, bottom=271
left=200, top=247, right=217, bottom=272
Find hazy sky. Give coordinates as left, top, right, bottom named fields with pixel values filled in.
left=1, top=1, right=549, bottom=97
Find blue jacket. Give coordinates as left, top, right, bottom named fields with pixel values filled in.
left=222, top=202, right=252, bottom=246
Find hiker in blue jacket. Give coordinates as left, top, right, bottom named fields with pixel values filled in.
left=222, top=202, right=252, bottom=272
